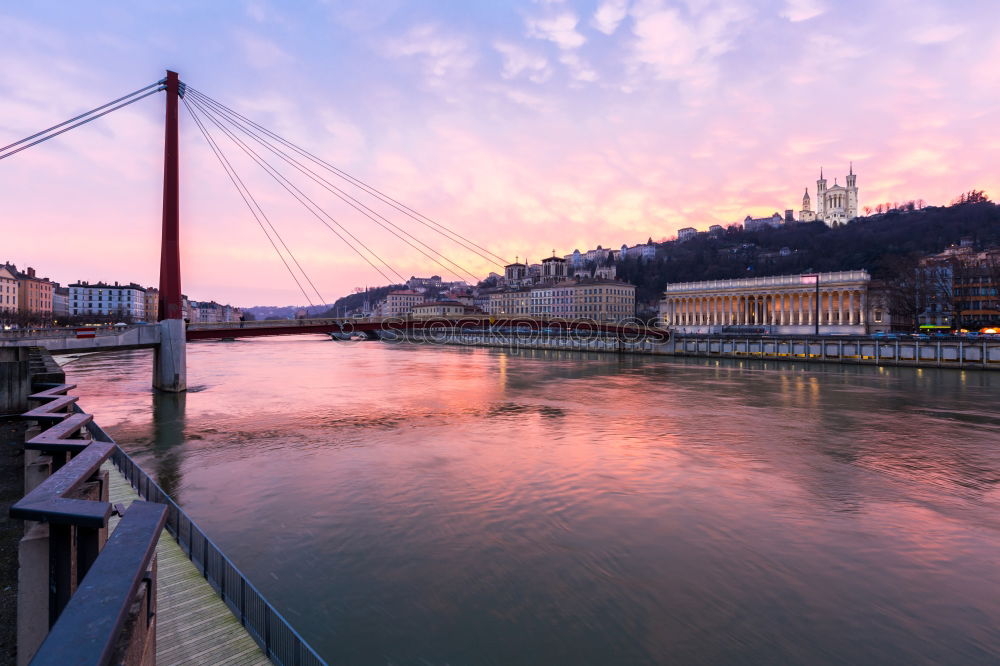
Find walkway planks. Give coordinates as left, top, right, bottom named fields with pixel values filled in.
left=104, top=462, right=272, bottom=666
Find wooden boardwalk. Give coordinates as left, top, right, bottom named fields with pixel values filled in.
left=104, top=462, right=272, bottom=666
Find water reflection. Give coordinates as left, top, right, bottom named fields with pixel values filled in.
left=65, top=339, right=1000, bottom=665
left=150, top=391, right=186, bottom=501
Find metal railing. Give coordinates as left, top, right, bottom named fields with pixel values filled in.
left=0, top=326, right=142, bottom=340
left=31, top=502, right=166, bottom=665
left=84, top=418, right=327, bottom=666
left=13, top=381, right=167, bottom=664
left=189, top=314, right=663, bottom=332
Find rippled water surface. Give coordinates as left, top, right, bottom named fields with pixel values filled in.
left=66, top=338, right=1000, bottom=665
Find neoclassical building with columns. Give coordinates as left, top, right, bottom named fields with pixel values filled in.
left=659, top=270, right=875, bottom=335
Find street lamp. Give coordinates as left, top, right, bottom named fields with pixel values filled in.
left=801, top=273, right=820, bottom=336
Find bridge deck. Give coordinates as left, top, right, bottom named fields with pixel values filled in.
left=104, top=461, right=271, bottom=666
left=188, top=315, right=669, bottom=341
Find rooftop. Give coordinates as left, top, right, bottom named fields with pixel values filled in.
left=663, top=270, right=871, bottom=293
left=69, top=281, right=146, bottom=291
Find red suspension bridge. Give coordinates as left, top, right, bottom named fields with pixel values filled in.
left=2, top=70, right=667, bottom=391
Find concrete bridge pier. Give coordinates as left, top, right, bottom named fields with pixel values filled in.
left=153, top=320, right=186, bottom=392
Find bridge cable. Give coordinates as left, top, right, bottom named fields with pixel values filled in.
left=186, top=95, right=403, bottom=284
left=183, top=98, right=321, bottom=306
left=187, top=87, right=510, bottom=267
left=189, top=87, right=508, bottom=268
left=188, top=95, right=403, bottom=285
left=191, top=95, right=483, bottom=283
left=192, top=94, right=483, bottom=283
left=0, top=84, right=164, bottom=161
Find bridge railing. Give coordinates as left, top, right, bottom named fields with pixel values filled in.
left=188, top=317, right=351, bottom=330
left=12, top=382, right=167, bottom=663
left=188, top=314, right=668, bottom=330
left=84, top=417, right=328, bottom=666
left=0, top=325, right=142, bottom=340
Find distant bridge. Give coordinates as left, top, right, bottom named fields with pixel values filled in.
left=0, top=317, right=668, bottom=354
left=187, top=316, right=670, bottom=342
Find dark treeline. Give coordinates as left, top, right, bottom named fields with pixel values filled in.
left=618, top=200, right=1000, bottom=304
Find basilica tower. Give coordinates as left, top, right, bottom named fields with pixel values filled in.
left=846, top=162, right=858, bottom=218
left=816, top=167, right=827, bottom=220
left=799, top=187, right=816, bottom=222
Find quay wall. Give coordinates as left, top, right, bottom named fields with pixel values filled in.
left=670, top=335, right=1000, bottom=370
left=386, top=330, right=1000, bottom=371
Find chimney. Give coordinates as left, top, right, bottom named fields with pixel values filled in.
left=27, top=267, right=35, bottom=278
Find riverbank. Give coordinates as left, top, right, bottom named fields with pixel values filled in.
left=387, top=329, right=1000, bottom=371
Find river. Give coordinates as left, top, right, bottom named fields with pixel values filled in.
left=64, top=337, right=1000, bottom=665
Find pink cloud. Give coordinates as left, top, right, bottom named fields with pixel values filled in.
left=1, top=2, right=999, bottom=306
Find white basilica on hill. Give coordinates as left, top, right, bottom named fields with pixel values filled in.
left=799, top=164, right=859, bottom=225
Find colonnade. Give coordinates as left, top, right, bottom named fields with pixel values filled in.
left=825, top=193, right=847, bottom=210
left=662, top=289, right=867, bottom=328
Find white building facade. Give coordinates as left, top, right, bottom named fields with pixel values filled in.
left=660, top=270, right=874, bottom=335
left=69, top=281, right=146, bottom=320
left=383, top=290, right=425, bottom=317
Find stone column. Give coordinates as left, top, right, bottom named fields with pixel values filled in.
left=848, top=292, right=855, bottom=325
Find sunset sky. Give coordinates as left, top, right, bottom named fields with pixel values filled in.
left=2, top=0, right=998, bottom=306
